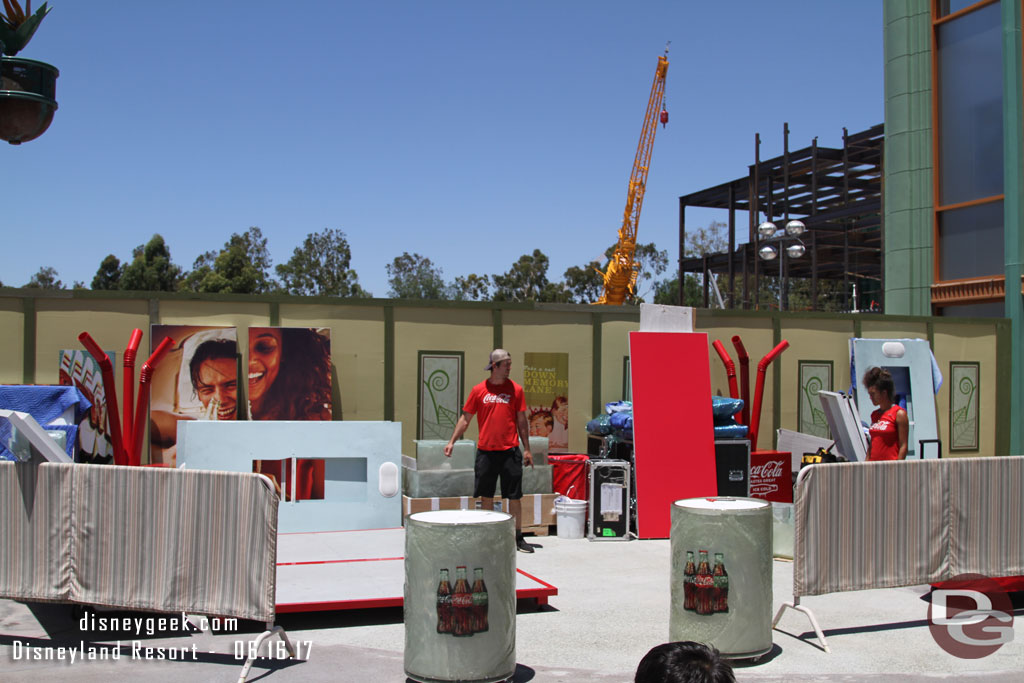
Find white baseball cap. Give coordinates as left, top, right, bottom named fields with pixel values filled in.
left=485, top=348, right=511, bottom=370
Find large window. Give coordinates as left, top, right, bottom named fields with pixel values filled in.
left=933, top=0, right=1004, bottom=283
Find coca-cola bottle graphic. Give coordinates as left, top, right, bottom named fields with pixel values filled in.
left=683, top=551, right=697, bottom=612
left=695, top=550, right=714, bottom=615
left=452, top=566, right=473, bottom=636
left=436, top=568, right=453, bottom=634
left=712, top=552, right=729, bottom=613
left=471, top=567, right=489, bottom=633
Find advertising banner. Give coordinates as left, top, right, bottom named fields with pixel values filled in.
left=523, top=352, right=569, bottom=453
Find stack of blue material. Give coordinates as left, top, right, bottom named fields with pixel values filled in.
left=712, top=396, right=748, bottom=439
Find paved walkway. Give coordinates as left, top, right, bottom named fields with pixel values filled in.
left=1, top=534, right=1021, bottom=681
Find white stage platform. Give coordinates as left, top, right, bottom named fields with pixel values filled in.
left=276, top=528, right=558, bottom=613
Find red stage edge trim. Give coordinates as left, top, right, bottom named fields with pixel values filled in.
left=277, top=557, right=403, bottom=567
left=274, top=569, right=558, bottom=613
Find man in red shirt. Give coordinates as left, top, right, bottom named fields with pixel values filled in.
left=444, top=349, right=535, bottom=552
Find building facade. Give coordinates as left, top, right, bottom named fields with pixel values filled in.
left=884, top=0, right=1024, bottom=454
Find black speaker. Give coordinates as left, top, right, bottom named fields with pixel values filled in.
left=715, top=439, right=750, bottom=497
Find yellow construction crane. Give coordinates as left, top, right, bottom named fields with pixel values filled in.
left=596, top=47, right=669, bottom=305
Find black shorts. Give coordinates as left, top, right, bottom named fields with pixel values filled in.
left=474, top=447, right=523, bottom=500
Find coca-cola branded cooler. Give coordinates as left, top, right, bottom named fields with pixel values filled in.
left=549, top=454, right=589, bottom=500
left=748, top=450, right=792, bottom=503
left=404, top=509, right=517, bottom=683
left=588, top=459, right=631, bottom=540
left=670, top=497, right=773, bottom=659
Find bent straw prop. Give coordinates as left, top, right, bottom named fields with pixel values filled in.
left=78, top=332, right=127, bottom=466
left=748, top=340, right=790, bottom=451
left=122, top=328, right=143, bottom=453
left=731, top=335, right=751, bottom=427
left=711, top=339, right=740, bottom=407
left=130, top=337, right=173, bottom=466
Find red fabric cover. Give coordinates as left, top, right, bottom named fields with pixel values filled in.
left=463, top=379, right=526, bottom=451
left=549, top=454, right=589, bottom=499
left=629, top=332, right=717, bottom=539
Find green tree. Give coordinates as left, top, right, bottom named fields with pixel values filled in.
left=119, top=234, right=183, bottom=291
left=561, top=263, right=603, bottom=303
left=276, top=228, right=369, bottom=297
left=451, top=273, right=491, bottom=301
left=24, top=266, right=64, bottom=289
left=492, top=249, right=552, bottom=302
left=386, top=252, right=450, bottom=299
left=91, top=255, right=124, bottom=290
left=180, top=227, right=275, bottom=294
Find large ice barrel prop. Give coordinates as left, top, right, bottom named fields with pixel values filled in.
left=404, top=509, right=517, bottom=683
left=670, top=497, right=772, bottom=659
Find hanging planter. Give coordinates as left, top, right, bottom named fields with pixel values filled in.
left=0, top=1, right=57, bottom=145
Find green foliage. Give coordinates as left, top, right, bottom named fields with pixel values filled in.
left=119, top=235, right=182, bottom=291
left=451, top=273, right=491, bottom=301
left=0, top=1, right=51, bottom=56
left=276, top=228, right=368, bottom=298
left=386, top=252, right=449, bottom=300
left=179, top=227, right=276, bottom=294
left=561, top=262, right=603, bottom=303
left=492, top=249, right=553, bottom=302
left=23, top=265, right=63, bottom=289
left=91, top=254, right=124, bottom=290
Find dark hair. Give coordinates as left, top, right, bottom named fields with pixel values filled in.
left=189, top=338, right=238, bottom=391
left=635, top=642, right=736, bottom=683
left=254, top=328, right=332, bottom=420
left=862, top=366, right=894, bottom=399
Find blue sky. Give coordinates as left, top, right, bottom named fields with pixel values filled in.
left=2, top=1, right=883, bottom=297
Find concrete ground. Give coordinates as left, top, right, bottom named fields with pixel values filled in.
left=1, top=533, right=1021, bottom=682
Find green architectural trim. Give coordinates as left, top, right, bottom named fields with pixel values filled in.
left=492, top=309, right=502, bottom=350
left=22, top=297, right=35, bottom=384
left=882, top=0, right=934, bottom=315
left=269, top=302, right=280, bottom=327
left=1003, top=0, right=1024, bottom=455
left=384, top=305, right=395, bottom=421
left=995, top=319, right=1011, bottom=456
left=148, top=298, right=160, bottom=326
left=592, top=313, right=602, bottom=417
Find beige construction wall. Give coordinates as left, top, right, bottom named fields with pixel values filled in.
left=0, top=290, right=1010, bottom=459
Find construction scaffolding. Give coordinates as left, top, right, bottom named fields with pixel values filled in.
left=678, top=123, right=883, bottom=311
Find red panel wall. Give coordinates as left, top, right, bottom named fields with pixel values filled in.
left=629, top=332, right=717, bottom=538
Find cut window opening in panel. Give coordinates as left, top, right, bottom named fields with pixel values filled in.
left=253, top=459, right=326, bottom=501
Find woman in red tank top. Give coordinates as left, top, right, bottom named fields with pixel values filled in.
left=862, top=367, right=909, bottom=461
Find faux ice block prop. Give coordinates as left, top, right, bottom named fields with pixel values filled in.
left=404, top=467, right=476, bottom=498
left=414, top=439, right=476, bottom=471
left=527, top=436, right=549, bottom=466
left=404, top=509, right=516, bottom=683
left=670, top=497, right=773, bottom=659
left=177, top=421, right=402, bottom=533
left=404, top=464, right=553, bottom=499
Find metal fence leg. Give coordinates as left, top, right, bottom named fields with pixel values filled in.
left=237, top=623, right=297, bottom=682
left=773, top=598, right=830, bottom=653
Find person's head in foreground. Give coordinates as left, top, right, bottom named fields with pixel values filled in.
left=635, top=641, right=736, bottom=683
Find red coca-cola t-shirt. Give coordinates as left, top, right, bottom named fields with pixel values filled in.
left=463, top=379, right=525, bottom=451
left=868, top=404, right=902, bottom=461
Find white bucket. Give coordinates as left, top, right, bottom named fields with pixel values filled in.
left=554, top=498, right=588, bottom=539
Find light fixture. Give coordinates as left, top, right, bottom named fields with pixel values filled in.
left=757, top=221, right=777, bottom=239
left=786, top=242, right=806, bottom=258
left=785, top=219, right=806, bottom=237
left=758, top=244, right=778, bottom=260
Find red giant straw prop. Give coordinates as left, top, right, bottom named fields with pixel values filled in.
left=731, top=335, right=751, bottom=427
left=78, top=332, right=127, bottom=466
left=711, top=340, right=740, bottom=404
left=749, top=339, right=786, bottom=450
left=748, top=340, right=789, bottom=451
left=131, top=337, right=174, bottom=466
left=122, top=329, right=144, bottom=454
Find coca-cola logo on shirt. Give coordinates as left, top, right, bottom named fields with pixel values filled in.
left=750, top=459, right=785, bottom=479
left=483, top=393, right=512, bottom=404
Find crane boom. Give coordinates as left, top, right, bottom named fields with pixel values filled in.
left=596, top=50, right=669, bottom=305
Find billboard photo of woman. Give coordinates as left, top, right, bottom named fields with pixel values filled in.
left=249, top=327, right=332, bottom=500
